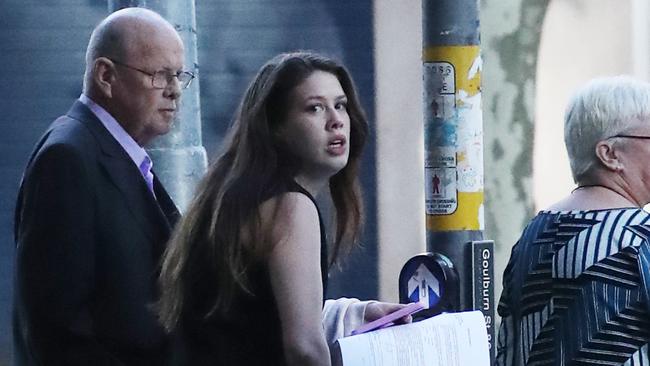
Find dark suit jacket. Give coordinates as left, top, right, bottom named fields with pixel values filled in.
left=13, top=101, right=180, bottom=366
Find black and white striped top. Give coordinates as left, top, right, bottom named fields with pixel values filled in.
left=497, top=208, right=650, bottom=366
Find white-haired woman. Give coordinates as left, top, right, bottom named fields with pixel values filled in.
left=497, top=76, right=650, bottom=365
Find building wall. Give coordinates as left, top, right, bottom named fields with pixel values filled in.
left=534, top=0, right=633, bottom=210
left=373, top=1, right=426, bottom=302
left=0, top=3, right=109, bottom=363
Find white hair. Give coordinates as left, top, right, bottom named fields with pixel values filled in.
left=564, top=75, right=650, bottom=182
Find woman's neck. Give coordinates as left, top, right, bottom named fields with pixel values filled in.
left=572, top=183, right=621, bottom=195
left=293, top=174, right=327, bottom=198
left=548, top=183, right=640, bottom=211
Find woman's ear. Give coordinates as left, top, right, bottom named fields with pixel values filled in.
left=92, top=57, right=116, bottom=98
left=595, top=139, right=623, bottom=172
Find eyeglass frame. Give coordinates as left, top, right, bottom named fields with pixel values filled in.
left=609, top=134, right=650, bottom=141
left=108, top=58, right=195, bottom=90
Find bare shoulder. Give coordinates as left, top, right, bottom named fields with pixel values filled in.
left=259, top=192, right=320, bottom=246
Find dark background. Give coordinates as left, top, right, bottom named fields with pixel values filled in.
left=0, top=0, right=377, bottom=363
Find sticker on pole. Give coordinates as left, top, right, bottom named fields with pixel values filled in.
left=425, top=166, right=457, bottom=214
left=423, top=61, right=455, bottom=121
left=423, top=62, right=458, bottom=216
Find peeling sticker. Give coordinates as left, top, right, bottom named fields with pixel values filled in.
left=467, top=54, right=482, bottom=80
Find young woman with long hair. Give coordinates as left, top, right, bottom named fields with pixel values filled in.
left=158, top=51, right=402, bottom=365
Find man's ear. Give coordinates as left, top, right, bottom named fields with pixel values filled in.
left=595, top=139, right=623, bottom=172
left=92, top=57, right=116, bottom=98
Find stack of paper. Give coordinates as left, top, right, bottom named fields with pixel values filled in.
left=334, top=311, right=489, bottom=366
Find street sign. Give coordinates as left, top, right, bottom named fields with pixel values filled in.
left=399, top=253, right=459, bottom=318
left=407, top=263, right=441, bottom=307
left=471, top=240, right=495, bottom=364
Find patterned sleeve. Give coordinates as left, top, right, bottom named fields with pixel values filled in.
left=496, top=287, right=515, bottom=366
left=496, top=242, right=520, bottom=366
left=637, top=241, right=650, bottom=321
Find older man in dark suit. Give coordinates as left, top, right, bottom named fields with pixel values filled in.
left=13, top=7, right=193, bottom=365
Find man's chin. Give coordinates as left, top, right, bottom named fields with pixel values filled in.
left=142, top=124, right=173, bottom=145
left=158, top=120, right=175, bottom=135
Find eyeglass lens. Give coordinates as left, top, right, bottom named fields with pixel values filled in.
left=152, top=71, right=194, bottom=89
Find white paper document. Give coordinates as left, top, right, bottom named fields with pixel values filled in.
left=336, top=311, right=489, bottom=366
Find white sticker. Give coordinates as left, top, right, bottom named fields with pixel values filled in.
left=425, top=167, right=457, bottom=215
left=424, top=62, right=460, bottom=215
left=424, top=62, right=456, bottom=121
left=430, top=94, right=456, bottom=119
left=456, top=90, right=484, bottom=192
left=426, top=146, right=456, bottom=168
left=424, top=62, right=455, bottom=94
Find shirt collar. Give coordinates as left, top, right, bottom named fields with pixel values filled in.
left=78, top=94, right=152, bottom=174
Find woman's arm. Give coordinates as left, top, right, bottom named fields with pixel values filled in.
left=264, top=192, right=331, bottom=366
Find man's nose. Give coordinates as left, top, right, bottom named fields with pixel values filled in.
left=164, top=77, right=182, bottom=99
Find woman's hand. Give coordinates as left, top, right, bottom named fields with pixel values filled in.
left=364, top=302, right=414, bottom=325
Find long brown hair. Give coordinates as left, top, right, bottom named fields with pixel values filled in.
left=158, top=51, right=369, bottom=332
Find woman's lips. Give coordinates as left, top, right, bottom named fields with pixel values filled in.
left=327, top=135, right=347, bottom=156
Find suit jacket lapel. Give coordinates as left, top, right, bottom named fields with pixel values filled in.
left=68, top=101, right=175, bottom=246
left=152, top=173, right=180, bottom=227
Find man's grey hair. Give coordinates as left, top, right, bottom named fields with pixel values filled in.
left=564, top=75, right=650, bottom=182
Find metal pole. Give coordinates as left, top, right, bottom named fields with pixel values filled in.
left=108, top=0, right=208, bottom=211
left=422, top=0, right=483, bottom=308
left=422, top=0, right=494, bottom=358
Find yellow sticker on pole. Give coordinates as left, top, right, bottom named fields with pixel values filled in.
left=423, top=45, right=483, bottom=231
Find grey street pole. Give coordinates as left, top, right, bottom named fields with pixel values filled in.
left=422, top=0, right=494, bottom=359
left=108, top=0, right=208, bottom=211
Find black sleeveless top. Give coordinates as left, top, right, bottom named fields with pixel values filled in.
left=172, top=181, right=328, bottom=366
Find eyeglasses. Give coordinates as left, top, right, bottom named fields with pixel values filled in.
left=610, top=134, right=650, bottom=141
left=109, top=58, right=195, bottom=89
